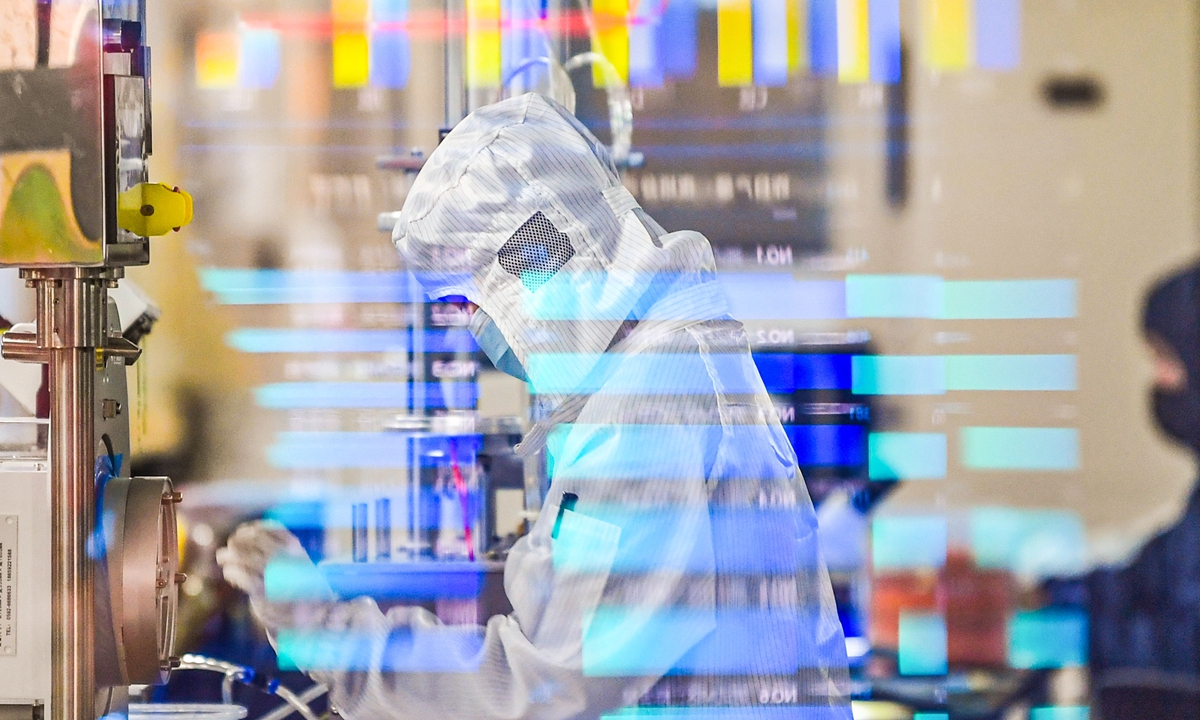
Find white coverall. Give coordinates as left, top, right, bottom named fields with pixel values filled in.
left=220, top=93, right=852, bottom=720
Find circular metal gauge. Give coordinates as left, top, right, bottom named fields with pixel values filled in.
left=103, top=476, right=181, bottom=684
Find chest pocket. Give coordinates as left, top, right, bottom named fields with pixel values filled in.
left=527, top=508, right=622, bottom=662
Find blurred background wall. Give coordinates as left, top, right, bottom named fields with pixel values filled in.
left=104, top=0, right=1200, bottom=574
left=819, top=0, right=1200, bottom=562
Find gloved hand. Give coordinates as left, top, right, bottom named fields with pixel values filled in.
left=217, top=520, right=336, bottom=633
left=217, top=520, right=306, bottom=598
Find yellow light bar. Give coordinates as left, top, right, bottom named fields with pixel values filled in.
left=926, top=0, right=973, bottom=71
left=333, top=32, right=370, bottom=87
left=196, top=32, right=240, bottom=89
left=592, top=0, right=630, bottom=86
left=837, top=0, right=869, bottom=83
left=467, top=0, right=501, bottom=88
left=789, top=0, right=808, bottom=74
left=717, top=0, right=752, bottom=86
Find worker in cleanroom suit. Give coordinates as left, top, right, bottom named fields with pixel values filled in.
left=219, top=93, right=852, bottom=719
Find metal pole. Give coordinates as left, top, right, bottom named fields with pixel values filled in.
left=443, top=0, right=465, bottom=128
left=50, top=345, right=95, bottom=720
left=26, top=268, right=107, bottom=720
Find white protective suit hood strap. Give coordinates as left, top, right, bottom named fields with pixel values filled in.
left=393, top=94, right=727, bottom=421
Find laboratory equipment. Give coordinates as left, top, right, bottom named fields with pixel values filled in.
left=311, top=418, right=513, bottom=624
left=162, top=654, right=327, bottom=720
left=0, top=2, right=191, bottom=720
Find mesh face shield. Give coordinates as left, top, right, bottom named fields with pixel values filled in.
left=498, top=211, right=576, bottom=293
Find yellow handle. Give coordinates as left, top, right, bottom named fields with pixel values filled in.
left=116, top=183, right=194, bottom=237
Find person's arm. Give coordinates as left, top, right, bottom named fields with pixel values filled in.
left=219, top=421, right=717, bottom=720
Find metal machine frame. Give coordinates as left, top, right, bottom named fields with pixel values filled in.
left=0, top=2, right=190, bottom=719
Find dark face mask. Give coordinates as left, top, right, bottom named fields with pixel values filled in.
left=1153, top=387, right=1200, bottom=450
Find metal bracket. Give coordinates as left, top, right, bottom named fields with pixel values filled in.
left=3, top=331, right=141, bottom=366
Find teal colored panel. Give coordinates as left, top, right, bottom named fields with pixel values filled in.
left=1009, top=609, right=1088, bottom=669
left=552, top=509, right=621, bottom=573
left=872, top=516, right=947, bottom=569
left=275, top=629, right=358, bottom=671
left=946, top=355, right=1076, bottom=391
left=604, top=713, right=697, bottom=719
left=275, top=627, right=484, bottom=672
left=898, top=612, right=948, bottom=675
left=852, top=356, right=946, bottom=395
left=961, top=427, right=1079, bottom=471
left=944, top=279, right=1076, bottom=319
left=914, top=715, right=950, bottom=720
left=603, top=713, right=721, bottom=720
left=869, top=433, right=947, bottom=479
left=603, top=711, right=831, bottom=719
left=264, top=557, right=335, bottom=603
left=582, top=607, right=715, bottom=677
left=1029, top=708, right=1089, bottom=720
left=846, top=275, right=944, bottom=318
left=970, top=507, right=1086, bottom=577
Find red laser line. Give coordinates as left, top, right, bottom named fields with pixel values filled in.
left=449, top=439, right=475, bottom=562
left=235, top=9, right=649, bottom=40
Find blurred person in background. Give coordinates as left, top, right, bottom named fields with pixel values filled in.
left=1047, top=262, right=1200, bottom=711
left=218, top=94, right=852, bottom=720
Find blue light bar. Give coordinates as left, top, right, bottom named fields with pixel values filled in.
left=869, top=0, right=902, bottom=83
left=371, top=30, right=411, bottom=89
left=628, top=0, right=663, bottom=87
left=975, top=0, right=1021, bottom=71
left=786, top=424, right=866, bottom=467
left=873, top=516, right=947, bottom=570
left=423, top=382, right=480, bottom=409
left=721, top=275, right=846, bottom=320
left=201, top=269, right=1076, bottom=322
left=660, top=0, right=697, bottom=80
left=846, top=275, right=943, bottom=318
left=239, top=29, right=282, bottom=89
left=1029, top=707, right=1088, bottom=720
left=549, top=506, right=827, bottom=574
left=584, top=608, right=811, bottom=676
left=869, top=432, right=947, bottom=480
left=898, top=612, right=948, bottom=676
left=852, top=355, right=945, bottom=395
left=277, top=626, right=485, bottom=672
left=603, top=710, right=851, bottom=719
left=228, top=328, right=477, bottom=354
left=255, top=382, right=477, bottom=409
left=752, top=0, right=789, bottom=86
left=752, top=353, right=853, bottom=393
left=809, top=0, right=838, bottom=77
left=946, top=354, right=1076, bottom=391
left=961, top=427, right=1080, bottom=471
left=853, top=355, right=1077, bottom=395
left=849, top=276, right=1076, bottom=319
left=322, top=560, right=487, bottom=600
left=502, top=0, right=550, bottom=88
left=201, top=269, right=426, bottom=304
left=1009, top=609, right=1087, bottom=669
left=268, top=431, right=482, bottom=469
left=944, top=278, right=1073, bottom=319
left=256, top=382, right=409, bottom=408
